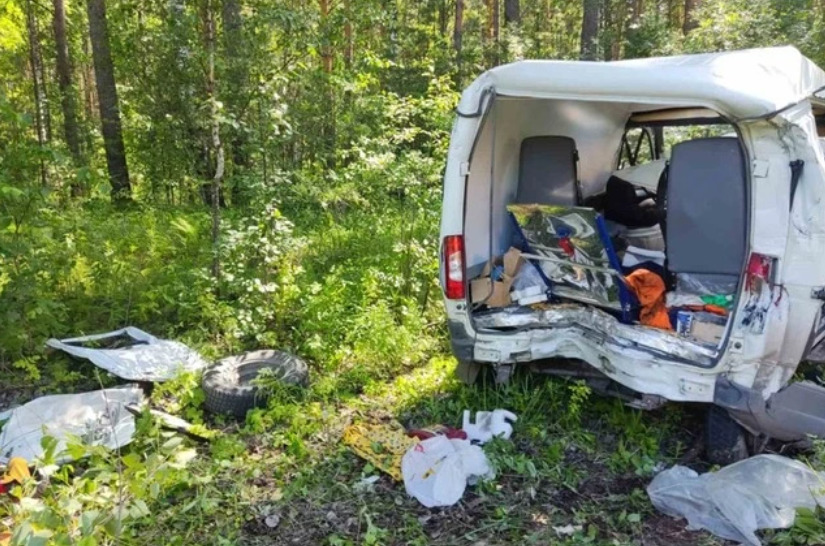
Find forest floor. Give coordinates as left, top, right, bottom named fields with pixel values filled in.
left=3, top=201, right=819, bottom=545
left=227, top=358, right=724, bottom=546
left=2, top=354, right=731, bottom=546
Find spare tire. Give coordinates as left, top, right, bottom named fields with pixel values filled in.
left=202, top=350, right=309, bottom=418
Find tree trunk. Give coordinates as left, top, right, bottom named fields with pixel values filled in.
left=632, top=0, right=644, bottom=23
left=87, top=0, right=131, bottom=201
left=344, top=0, right=353, bottom=69
left=52, top=0, right=85, bottom=195
left=488, top=0, right=499, bottom=66
left=25, top=0, right=48, bottom=188
left=221, top=0, right=251, bottom=205
left=319, top=0, right=333, bottom=73
left=683, top=0, right=701, bottom=34
left=580, top=0, right=600, bottom=60
left=40, top=56, right=52, bottom=143
left=453, top=0, right=464, bottom=80
left=205, top=0, right=224, bottom=281
left=504, top=0, right=520, bottom=25
left=81, top=26, right=96, bottom=154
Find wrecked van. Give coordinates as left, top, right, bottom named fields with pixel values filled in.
left=440, top=46, right=825, bottom=462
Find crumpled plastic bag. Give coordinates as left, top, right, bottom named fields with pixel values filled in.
left=401, top=436, right=494, bottom=507
left=647, top=454, right=825, bottom=546
left=46, top=327, right=207, bottom=382
left=0, top=386, right=144, bottom=464
left=462, top=409, right=517, bottom=444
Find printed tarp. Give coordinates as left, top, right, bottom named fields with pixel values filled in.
left=46, top=327, right=207, bottom=382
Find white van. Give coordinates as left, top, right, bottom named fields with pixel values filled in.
left=440, top=46, right=825, bottom=462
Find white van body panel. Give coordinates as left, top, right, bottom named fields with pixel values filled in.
left=441, top=47, right=825, bottom=403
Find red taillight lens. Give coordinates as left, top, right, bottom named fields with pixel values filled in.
left=443, top=235, right=465, bottom=300
left=746, top=253, right=773, bottom=291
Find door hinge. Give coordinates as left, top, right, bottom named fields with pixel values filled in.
left=459, top=162, right=470, bottom=176
left=812, top=287, right=825, bottom=301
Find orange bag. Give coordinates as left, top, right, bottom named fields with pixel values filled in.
left=625, top=269, right=673, bottom=331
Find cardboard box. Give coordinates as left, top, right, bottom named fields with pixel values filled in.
left=689, top=312, right=727, bottom=345
left=470, top=248, right=524, bottom=307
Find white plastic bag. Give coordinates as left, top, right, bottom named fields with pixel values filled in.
left=401, top=436, right=494, bottom=508
left=511, top=263, right=547, bottom=293
left=46, top=327, right=207, bottom=382
left=647, top=455, right=825, bottom=546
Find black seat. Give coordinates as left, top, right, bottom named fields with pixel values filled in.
left=665, top=137, right=746, bottom=286
left=516, top=136, right=581, bottom=206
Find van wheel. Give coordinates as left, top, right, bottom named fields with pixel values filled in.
left=705, top=405, right=749, bottom=465
left=456, top=360, right=482, bottom=385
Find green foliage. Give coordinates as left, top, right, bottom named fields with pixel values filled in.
left=5, top=0, right=825, bottom=543
left=150, top=372, right=206, bottom=424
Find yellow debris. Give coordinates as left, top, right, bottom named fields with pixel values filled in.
left=342, top=421, right=418, bottom=481
left=0, top=458, right=30, bottom=485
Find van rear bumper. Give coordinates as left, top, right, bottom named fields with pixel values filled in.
left=448, top=319, right=475, bottom=362
left=446, top=303, right=727, bottom=403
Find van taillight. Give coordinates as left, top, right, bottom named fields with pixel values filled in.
left=443, top=235, right=465, bottom=300
left=746, top=253, right=774, bottom=290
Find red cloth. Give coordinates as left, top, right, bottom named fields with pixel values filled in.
left=407, top=426, right=468, bottom=441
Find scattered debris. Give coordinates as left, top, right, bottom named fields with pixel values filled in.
left=46, top=327, right=207, bottom=382
left=401, top=436, right=494, bottom=508
left=0, top=458, right=31, bottom=494
left=407, top=425, right=467, bottom=441
left=342, top=421, right=418, bottom=481
left=0, top=386, right=144, bottom=463
left=462, top=409, right=517, bottom=444
left=353, top=475, right=380, bottom=493
left=647, top=454, right=825, bottom=546
left=552, top=524, right=583, bottom=536
left=264, top=514, right=281, bottom=529
left=124, top=405, right=211, bottom=442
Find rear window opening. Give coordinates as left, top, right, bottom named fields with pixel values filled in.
left=461, top=98, right=750, bottom=362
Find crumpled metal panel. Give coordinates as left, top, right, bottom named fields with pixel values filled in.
left=474, top=304, right=716, bottom=365
left=0, top=386, right=143, bottom=463
left=46, top=327, right=208, bottom=382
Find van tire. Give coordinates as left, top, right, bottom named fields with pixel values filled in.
left=705, top=405, right=749, bottom=465
left=202, top=350, right=309, bottom=418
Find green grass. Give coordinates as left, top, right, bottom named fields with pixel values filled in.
left=0, top=194, right=817, bottom=546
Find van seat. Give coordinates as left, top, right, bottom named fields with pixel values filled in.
left=665, top=137, right=746, bottom=287
left=517, top=136, right=581, bottom=206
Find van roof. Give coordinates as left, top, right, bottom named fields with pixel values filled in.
left=458, top=46, right=825, bottom=120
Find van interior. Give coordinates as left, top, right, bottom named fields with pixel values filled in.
left=465, top=97, right=755, bottom=362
